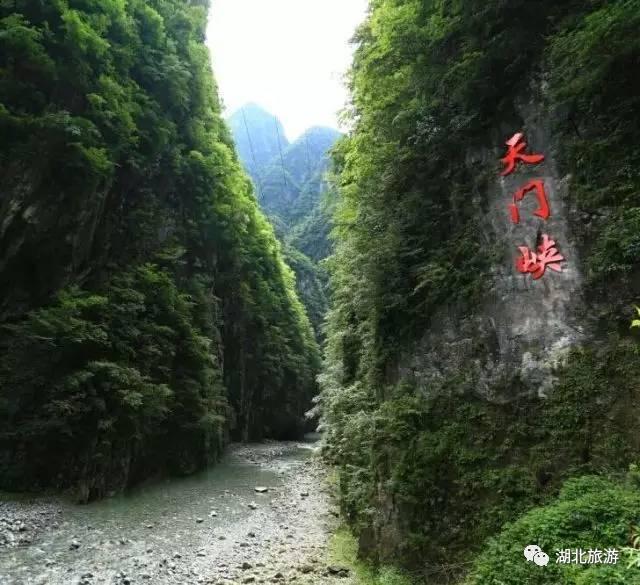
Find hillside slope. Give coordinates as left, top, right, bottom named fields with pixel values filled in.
left=259, top=126, right=341, bottom=225
left=227, top=102, right=289, bottom=187
left=228, top=105, right=341, bottom=338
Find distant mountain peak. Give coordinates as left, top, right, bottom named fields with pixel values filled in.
left=290, top=127, right=342, bottom=154
left=227, top=105, right=342, bottom=212
left=229, top=102, right=274, bottom=120
left=227, top=106, right=342, bottom=341
left=297, top=126, right=342, bottom=138
left=227, top=103, right=289, bottom=175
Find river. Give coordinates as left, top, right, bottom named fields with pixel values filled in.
left=0, top=439, right=348, bottom=585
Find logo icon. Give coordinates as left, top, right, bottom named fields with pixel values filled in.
left=524, top=544, right=549, bottom=566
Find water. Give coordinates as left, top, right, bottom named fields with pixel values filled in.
left=0, top=442, right=318, bottom=585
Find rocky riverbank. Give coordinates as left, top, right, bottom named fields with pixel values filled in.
left=0, top=442, right=353, bottom=585
left=0, top=500, right=63, bottom=550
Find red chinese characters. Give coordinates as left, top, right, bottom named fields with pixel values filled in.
left=509, top=180, right=550, bottom=224
left=500, top=132, right=566, bottom=280
left=500, top=132, right=545, bottom=176
left=516, top=235, right=565, bottom=280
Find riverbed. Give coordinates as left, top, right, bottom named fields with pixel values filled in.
left=0, top=440, right=349, bottom=585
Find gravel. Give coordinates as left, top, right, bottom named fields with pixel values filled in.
left=0, top=442, right=352, bottom=585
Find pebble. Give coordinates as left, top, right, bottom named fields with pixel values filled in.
left=327, top=565, right=350, bottom=578
left=0, top=444, right=342, bottom=585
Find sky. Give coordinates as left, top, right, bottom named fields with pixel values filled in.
left=206, top=0, right=369, bottom=141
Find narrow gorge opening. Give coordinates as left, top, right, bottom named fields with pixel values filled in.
left=2, top=1, right=640, bottom=584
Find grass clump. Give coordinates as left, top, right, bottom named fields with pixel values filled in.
left=328, top=526, right=416, bottom=585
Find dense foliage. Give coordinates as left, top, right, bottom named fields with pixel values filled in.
left=321, top=0, right=640, bottom=581
left=466, top=474, right=640, bottom=584
left=228, top=104, right=341, bottom=339
left=0, top=0, right=319, bottom=500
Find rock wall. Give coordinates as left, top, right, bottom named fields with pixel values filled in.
left=397, top=102, right=587, bottom=403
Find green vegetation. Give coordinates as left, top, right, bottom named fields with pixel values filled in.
left=548, top=0, right=640, bottom=321
left=323, top=338, right=640, bottom=576
left=228, top=104, right=341, bottom=339
left=282, top=244, right=328, bottom=342
left=328, top=526, right=416, bottom=585
left=0, top=0, right=319, bottom=500
left=0, top=266, right=225, bottom=499
left=2, top=0, right=640, bottom=581
left=321, top=0, right=640, bottom=582
left=465, top=474, right=640, bottom=584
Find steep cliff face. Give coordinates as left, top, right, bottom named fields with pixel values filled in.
left=321, top=0, right=640, bottom=580
left=372, top=101, right=597, bottom=567
left=397, top=103, right=586, bottom=402
left=0, top=0, right=319, bottom=501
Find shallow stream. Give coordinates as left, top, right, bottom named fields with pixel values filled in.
left=0, top=440, right=328, bottom=585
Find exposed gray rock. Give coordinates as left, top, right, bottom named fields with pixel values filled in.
left=396, top=104, right=586, bottom=403
left=327, top=565, right=350, bottom=578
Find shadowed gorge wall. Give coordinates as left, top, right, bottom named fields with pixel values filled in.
left=0, top=0, right=319, bottom=501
